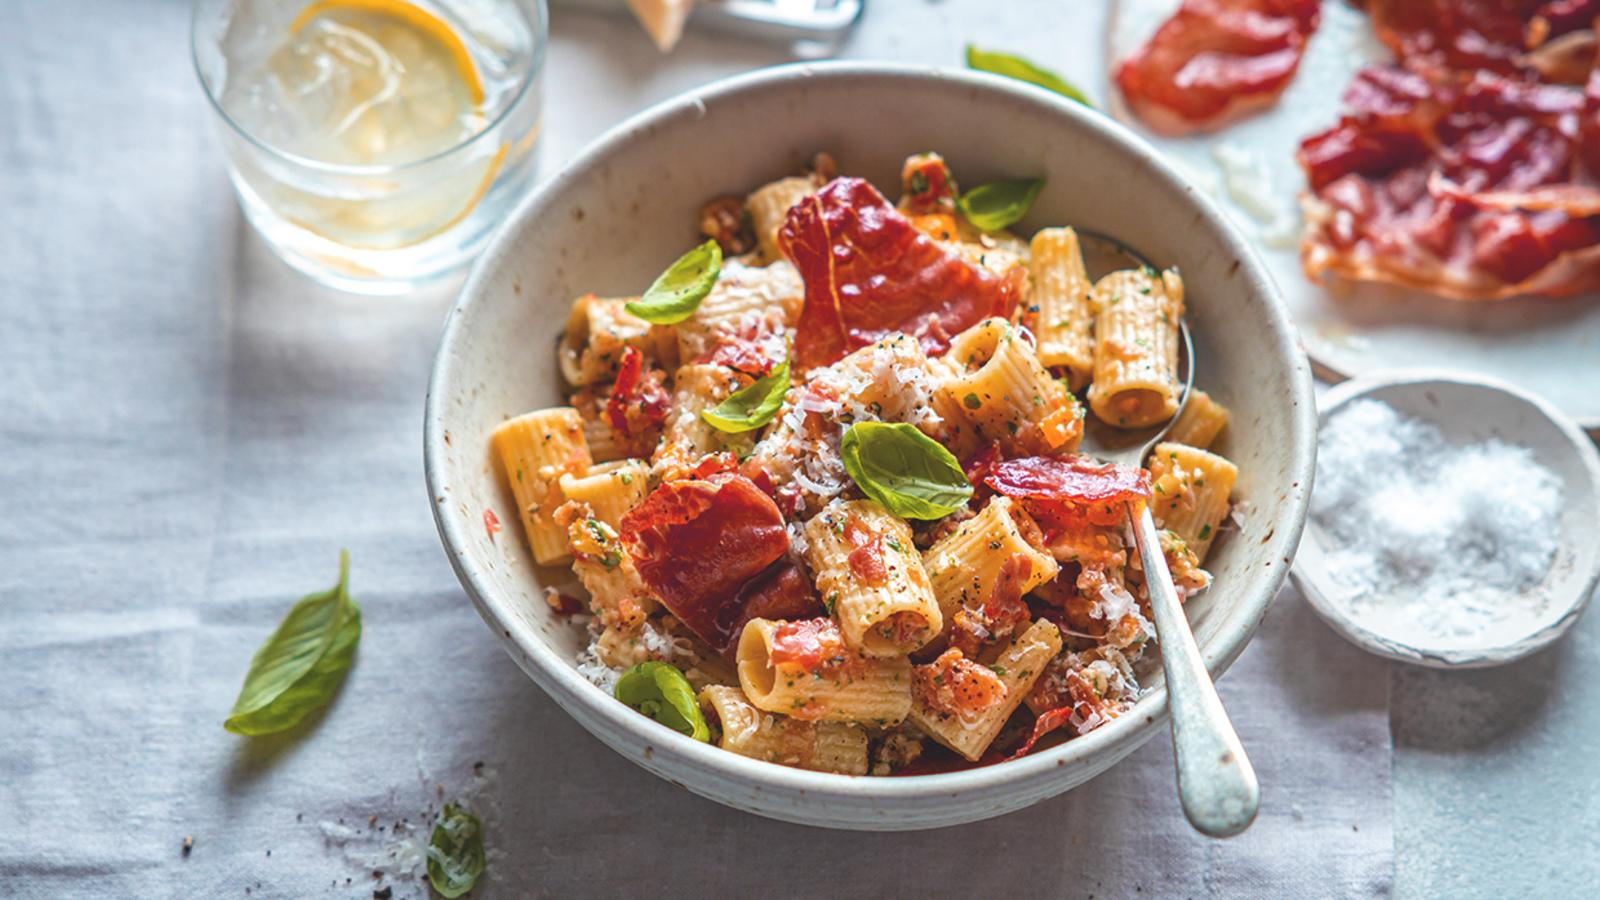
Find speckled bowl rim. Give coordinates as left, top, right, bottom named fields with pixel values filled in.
left=425, top=61, right=1317, bottom=812
left=1292, top=369, right=1600, bottom=669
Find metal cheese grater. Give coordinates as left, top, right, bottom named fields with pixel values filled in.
left=554, top=0, right=863, bottom=51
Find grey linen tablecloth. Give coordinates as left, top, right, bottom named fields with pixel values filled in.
left=1, top=0, right=1394, bottom=896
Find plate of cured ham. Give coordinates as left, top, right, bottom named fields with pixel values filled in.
left=1109, top=0, right=1600, bottom=428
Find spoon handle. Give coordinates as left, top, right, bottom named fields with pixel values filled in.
left=1130, top=503, right=1259, bottom=837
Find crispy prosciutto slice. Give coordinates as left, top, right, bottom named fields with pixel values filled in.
left=984, top=456, right=1152, bottom=533
left=777, top=177, right=1020, bottom=370
left=1298, top=65, right=1600, bottom=300
left=619, top=473, right=790, bottom=649
left=1114, top=0, right=1321, bottom=134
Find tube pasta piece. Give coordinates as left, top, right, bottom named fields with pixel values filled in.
left=559, top=459, right=650, bottom=530
left=746, top=176, right=821, bottom=263
left=673, top=260, right=804, bottom=364
left=492, top=408, right=593, bottom=565
left=736, top=618, right=913, bottom=725
left=1028, top=227, right=1096, bottom=390
left=802, top=499, right=943, bottom=656
left=922, top=496, right=1058, bottom=631
left=1086, top=268, right=1185, bottom=428
left=651, top=363, right=757, bottom=480
left=1167, top=389, right=1230, bottom=450
left=1147, top=441, right=1237, bottom=562
left=699, top=685, right=869, bottom=774
left=910, top=619, right=1063, bottom=761
left=939, top=317, right=1082, bottom=455
left=560, top=294, right=678, bottom=387
left=578, top=408, right=628, bottom=463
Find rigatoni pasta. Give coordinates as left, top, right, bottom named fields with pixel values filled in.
left=1167, top=388, right=1230, bottom=450
left=736, top=617, right=912, bottom=725
left=490, top=151, right=1246, bottom=775
left=651, top=363, right=757, bottom=479
left=700, top=685, right=869, bottom=775
left=939, top=318, right=1083, bottom=455
left=492, top=407, right=593, bottom=565
left=1086, top=267, right=1185, bottom=428
left=1028, top=227, right=1096, bottom=390
left=802, top=499, right=942, bottom=656
left=1148, top=441, right=1238, bottom=562
left=910, top=619, right=1063, bottom=761
left=746, top=176, right=821, bottom=263
left=559, top=459, right=650, bottom=530
left=923, top=496, right=1058, bottom=628
left=560, top=294, right=676, bottom=387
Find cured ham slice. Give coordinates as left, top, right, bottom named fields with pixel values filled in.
left=1365, top=0, right=1535, bottom=74
left=1365, top=0, right=1600, bottom=77
left=984, top=455, right=1153, bottom=535
left=1114, top=0, right=1321, bottom=133
left=1298, top=64, right=1600, bottom=300
left=778, top=177, right=1020, bottom=370
left=619, top=473, right=790, bottom=649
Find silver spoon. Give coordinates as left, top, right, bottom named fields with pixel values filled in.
left=1074, top=232, right=1259, bottom=838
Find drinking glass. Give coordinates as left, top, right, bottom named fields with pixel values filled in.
left=192, top=0, right=546, bottom=294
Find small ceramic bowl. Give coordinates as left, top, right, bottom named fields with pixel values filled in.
left=1294, top=371, right=1600, bottom=669
left=425, top=62, right=1317, bottom=830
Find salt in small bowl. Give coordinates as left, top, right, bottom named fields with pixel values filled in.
left=1292, top=370, right=1600, bottom=669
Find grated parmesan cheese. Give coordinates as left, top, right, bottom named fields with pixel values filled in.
left=575, top=629, right=622, bottom=694
left=1312, top=399, right=1563, bottom=651
left=1096, top=582, right=1155, bottom=644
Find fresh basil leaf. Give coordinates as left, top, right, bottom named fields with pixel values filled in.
left=224, top=551, right=360, bottom=736
left=625, top=240, right=722, bottom=324
left=701, top=356, right=791, bottom=433
left=965, top=45, right=1095, bottom=108
left=426, top=804, right=485, bottom=899
left=957, top=178, right=1046, bottom=232
left=839, top=422, right=973, bottom=520
left=614, top=661, right=711, bottom=741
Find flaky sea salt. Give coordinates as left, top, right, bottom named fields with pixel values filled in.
left=1312, top=398, right=1563, bottom=650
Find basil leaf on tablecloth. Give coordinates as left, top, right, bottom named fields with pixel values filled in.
left=426, top=804, right=486, bottom=899
left=224, top=551, right=360, bottom=736
left=965, top=45, right=1095, bottom=107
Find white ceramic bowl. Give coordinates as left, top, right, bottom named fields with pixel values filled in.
left=1293, top=371, right=1600, bottom=669
left=425, top=62, right=1317, bottom=830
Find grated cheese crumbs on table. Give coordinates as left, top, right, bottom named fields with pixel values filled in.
left=1312, top=398, right=1563, bottom=651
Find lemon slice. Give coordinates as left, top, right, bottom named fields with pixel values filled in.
left=279, top=0, right=486, bottom=166
left=268, top=0, right=509, bottom=249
